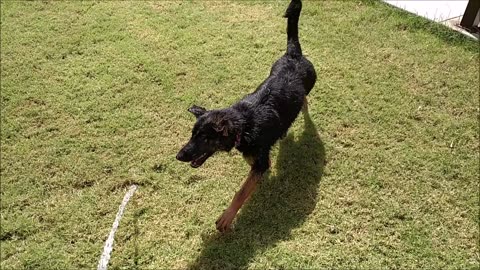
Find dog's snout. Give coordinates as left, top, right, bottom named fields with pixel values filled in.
left=176, top=143, right=193, bottom=162
left=176, top=150, right=188, bottom=162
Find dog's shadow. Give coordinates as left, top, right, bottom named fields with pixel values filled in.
left=188, top=112, right=325, bottom=269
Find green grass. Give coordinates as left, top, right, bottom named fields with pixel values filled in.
left=1, top=1, right=478, bottom=269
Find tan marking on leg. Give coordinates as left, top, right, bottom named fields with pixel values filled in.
left=302, top=96, right=309, bottom=113
left=242, top=155, right=255, bottom=166
left=216, top=170, right=262, bottom=232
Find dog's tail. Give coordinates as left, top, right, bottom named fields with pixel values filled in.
left=283, top=0, right=302, bottom=58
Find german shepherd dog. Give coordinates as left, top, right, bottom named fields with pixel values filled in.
left=176, top=0, right=316, bottom=232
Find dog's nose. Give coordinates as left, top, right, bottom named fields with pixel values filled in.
left=176, top=151, right=185, bottom=161
left=176, top=150, right=189, bottom=162
left=177, top=142, right=194, bottom=162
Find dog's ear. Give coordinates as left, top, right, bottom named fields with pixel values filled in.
left=188, top=105, right=207, bottom=118
left=213, top=118, right=231, bottom=137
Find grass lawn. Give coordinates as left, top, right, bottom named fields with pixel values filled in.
left=1, top=1, right=478, bottom=269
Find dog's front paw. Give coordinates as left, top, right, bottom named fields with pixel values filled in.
left=215, top=209, right=237, bottom=233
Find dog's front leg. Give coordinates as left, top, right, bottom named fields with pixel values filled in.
left=302, top=96, right=309, bottom=113
left=216, top=169, right=262, bottom=232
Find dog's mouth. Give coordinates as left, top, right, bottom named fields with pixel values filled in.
left=190, top=153, right=211, bottom=168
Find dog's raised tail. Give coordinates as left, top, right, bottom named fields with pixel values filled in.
left=283, top=0, right=302, bottom=58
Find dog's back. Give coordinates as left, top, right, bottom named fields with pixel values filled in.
left=233, top=0, right=316, bottom=155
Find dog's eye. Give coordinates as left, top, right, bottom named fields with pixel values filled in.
left=202, top=134, right=211, bottom=142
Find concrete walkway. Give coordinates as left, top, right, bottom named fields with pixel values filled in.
left=385, top=0, right=478, bottom=40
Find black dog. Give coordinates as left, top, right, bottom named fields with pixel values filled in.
left=176, top=0, right=316, bottom=232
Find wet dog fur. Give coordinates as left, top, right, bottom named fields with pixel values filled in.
left=176, top=0, right=316, bottom=232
